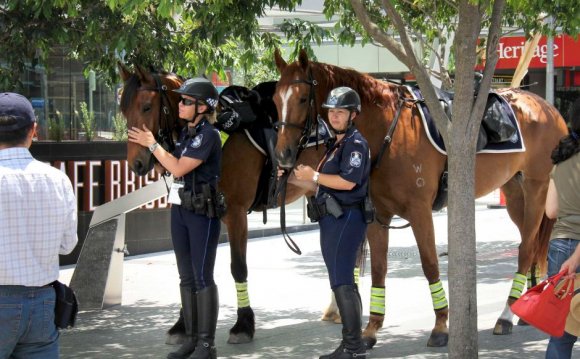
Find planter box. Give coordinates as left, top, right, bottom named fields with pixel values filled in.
left=30, top=141, right=127, bottom=161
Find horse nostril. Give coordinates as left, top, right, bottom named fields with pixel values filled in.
left=284, top=148, right=294, bottom=161
left=134, top=160, right=144, bottom=173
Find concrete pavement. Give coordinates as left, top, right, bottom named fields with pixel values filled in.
left=57, top=203, right=579, bottom=358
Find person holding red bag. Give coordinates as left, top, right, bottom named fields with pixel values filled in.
left=544, top=98, right=580, bottom=359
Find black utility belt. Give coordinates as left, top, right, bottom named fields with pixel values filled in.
left=306, top=193, right=374, bottom=224
left=178, top=184, right=227, bottom=219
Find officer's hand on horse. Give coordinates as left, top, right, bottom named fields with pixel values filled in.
left=128, top=124, right=156, bottom=148
left=293, top=164, right=314, bottom=181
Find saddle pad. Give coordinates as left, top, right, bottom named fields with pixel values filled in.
left=407, top=86, right=526, bottom=155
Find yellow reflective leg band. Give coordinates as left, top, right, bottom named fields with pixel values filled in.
left=526, top=267, right=540, bottom=289
left=236, top=281, right=250, bottom=308
left=354, top=267, right=360, bottom=286
left=429, top=280, right=448, bottom=311
left=509, top=272, right=527, bottom=299
left=370, top=286, right=385, bottom=315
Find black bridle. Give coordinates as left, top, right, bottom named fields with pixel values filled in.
left=138, top=73, right=179, bottom=158
left=273, top=68, right=321, bottom=255
left=273, top=68, right=319, bottom=152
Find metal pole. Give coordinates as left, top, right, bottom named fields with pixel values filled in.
left=546, top=16, right=555, bottom=105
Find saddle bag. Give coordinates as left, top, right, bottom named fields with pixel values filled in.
left=482, top=95, right=516, bottom=143
left=51, top=280, right=78, bottom=329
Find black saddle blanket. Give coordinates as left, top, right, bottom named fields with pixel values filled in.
left=408, top=86, right=525, bottom=155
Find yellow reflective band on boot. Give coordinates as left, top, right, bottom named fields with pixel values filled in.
left=429, top=280, right=448, bottom=310
left=370, top=286, right=385, bottom=315
left=236, top=281, right=250, bottom=308
left=354, top=267, right=360, bottom=286
left=509, top=272, right=527, bottom=299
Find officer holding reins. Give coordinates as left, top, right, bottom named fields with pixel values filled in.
left=293, top=86, right=372, bottom=358
left=129, top=77, right=224, bottom=359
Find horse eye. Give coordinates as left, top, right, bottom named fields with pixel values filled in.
left=299, top=97, right=307, bottom=104
left=142, top=104, right=152, bottom=113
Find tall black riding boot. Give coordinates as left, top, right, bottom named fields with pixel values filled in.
left=189, top=285, right=218, bottom=359
left=320, top=285, right=368, bottom=359
left=167, top=287, right=197, bottom=359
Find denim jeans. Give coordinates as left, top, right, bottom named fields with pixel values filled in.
left=545, top=238, right=579, bottom=359
left=0, top=285, right=59, bottom=359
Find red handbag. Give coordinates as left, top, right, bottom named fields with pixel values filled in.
left=511, top=270, right=575, bottom=337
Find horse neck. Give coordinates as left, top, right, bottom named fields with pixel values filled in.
left=311, top=62, right=399, bottom=143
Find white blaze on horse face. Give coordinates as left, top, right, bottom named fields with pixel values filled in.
left=278, top=86, right=295, bottom=134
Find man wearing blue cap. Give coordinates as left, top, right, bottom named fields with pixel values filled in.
left=0, top=93, right=78, bottom=358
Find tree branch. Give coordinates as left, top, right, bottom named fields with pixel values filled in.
left=349, top=0, right=409, bottom=68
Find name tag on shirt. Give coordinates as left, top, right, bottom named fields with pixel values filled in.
left=168, top=181, right=184, bottom=205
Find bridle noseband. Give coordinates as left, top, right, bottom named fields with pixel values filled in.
left=273, top=68, right=319, bottom=152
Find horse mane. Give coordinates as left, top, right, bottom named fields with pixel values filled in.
left=310, top=61, right=399, bottom=112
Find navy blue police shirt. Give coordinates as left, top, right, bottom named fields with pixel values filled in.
left=316, top=126, right=370, bottom=206
left=173, top=118, right=222, bottom=192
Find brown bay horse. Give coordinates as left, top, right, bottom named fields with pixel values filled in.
left=118, top=63, right=326, bottom=344
left=273, top=49, right=568, bottom=347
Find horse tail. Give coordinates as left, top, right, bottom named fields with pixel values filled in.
left=534, top=213, right=555, bottom=276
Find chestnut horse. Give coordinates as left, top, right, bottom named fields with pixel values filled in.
left=273, top=49, right=568, bottom=348
left=118, top=64, right=326, bottom=344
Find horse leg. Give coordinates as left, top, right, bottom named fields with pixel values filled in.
left=494, top=177, right=548, bottom=335
left=361, top=221, right=389, bottom=349
left=410, top=208, right=449, bottom=347
left=223, top=205, right=255, bottom=344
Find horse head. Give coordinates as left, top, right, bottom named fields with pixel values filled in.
left=273, top=49, right=323, bottom=169
left=118, top=62, right=182, bottom=175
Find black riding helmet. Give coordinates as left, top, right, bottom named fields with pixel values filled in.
left=173, top=77, right=219, bottom=114
left=321, top=86, right=361, bottom=113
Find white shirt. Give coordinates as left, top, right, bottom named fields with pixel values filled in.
left=0, top=147, right=78, bottom=286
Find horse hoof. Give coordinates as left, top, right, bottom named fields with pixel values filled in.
left=517, top=318, right=529, bottom=326
left=362, top=336, right=377, bottom=350
left=321, top=312, right=341, bottom=324
left=227, top=332, right=253, bottom=344
left=427, top=331, right=448, bottom=347
left=493, top=319, right=513, bottom=335
left=165, top=332, right=187, bottom=345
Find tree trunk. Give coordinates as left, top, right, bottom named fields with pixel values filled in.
left=446, top=1, right=482, bottom=358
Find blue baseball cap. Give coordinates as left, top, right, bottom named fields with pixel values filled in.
left=0, top=92, right=36, bottom=131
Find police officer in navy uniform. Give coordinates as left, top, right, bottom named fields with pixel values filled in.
left=293, top=87, right=371, bottom=358
left=129, top=77, right=222, bottom=359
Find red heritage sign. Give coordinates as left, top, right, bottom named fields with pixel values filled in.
left=479, top=35, right=580, bottom=70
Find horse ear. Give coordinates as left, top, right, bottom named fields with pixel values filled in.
left=135, top=65, right=153, bottom=83
left=298, top=49, right=309, bottom=71
left=118, top=61, right=132, bottom=82
left=274, top=48, right=287, bottom=73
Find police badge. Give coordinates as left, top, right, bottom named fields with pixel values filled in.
left=349, top=151, right=362, bottom=167
left=191, top=134, right=204, bottom=148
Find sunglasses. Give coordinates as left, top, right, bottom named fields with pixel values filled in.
left=179, top=97, right=197, bottom=106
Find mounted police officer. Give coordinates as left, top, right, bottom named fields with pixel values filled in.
left=129, top=77, right=223, bottom=359
left=293, top=87, right=371, bottom=358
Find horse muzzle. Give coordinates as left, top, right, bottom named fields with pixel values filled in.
left=276, top=146, right=297, bottom=169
